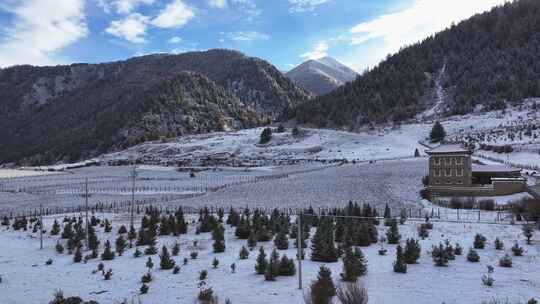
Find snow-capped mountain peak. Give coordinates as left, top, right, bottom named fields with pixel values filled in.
left=285, top=56, right=358, bottom=95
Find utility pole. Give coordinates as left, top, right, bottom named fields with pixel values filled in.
left=129, top=166, right=137, bottom=247
left=39, top=204, right=43, bottom=250
left=297, top=210, right=302, bottom=290
left=85, top=177, right=89, bottom=249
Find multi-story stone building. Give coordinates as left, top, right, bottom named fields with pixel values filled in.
left=426, top=144, right=472, bottom=186
left=426, top=143, right=525, bottom=196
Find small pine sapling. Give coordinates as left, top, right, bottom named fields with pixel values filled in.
left=212, top=257, right=219, bottom=269
left=239, top=246, right=249, bottom=259
left=467, top=248, right=480, bottom=262
left=499, top=254, right=512, bottom=268
left=140, top=283, right=149, bottom=294
left=494, top=238, right=504, bottom=250
left=473, top=234, right=486, bottom=249
left=231, top=263, right=236, bottom=273
left=393, top=244, right=407, bottom=273
left=173, top=265, right=180, bottom=274
left=522, top=224, right=534, bottom=245
left=511, top=242, right=524, bottom=256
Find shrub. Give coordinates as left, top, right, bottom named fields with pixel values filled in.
left=393, top=245, right=407, bottom=273
left=190, top=252, right=198, bottom=259
left=173, top=265, right=180, bottom=274
left=239, top=246, right=249, bottom=259
left=404, top=239, right=421, bottom=264
left=336, top=281, right=369, bottom=304
left=141, top=272, right=152, bottom=283
left=494, top=238, right=504, bottom=250
left=474, top=234, right=486, bottom=249
left=140, top=283, right=149, bottom=294
left=260, top=128, right=272, bottom=144
left=467, top=248, right=480, bottom=262
left=511, top=242, right=524, bottom=256
left=499, top=254, right=512, bottom=268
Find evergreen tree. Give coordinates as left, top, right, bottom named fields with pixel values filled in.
left=292, top=126, right=300, bottom=137
left=341, top=246, right=367, bottom=282
left=212, top=224, right=226, bottom=253
left=274, top=231, right=289, bottom=250
left=495, top=238, right=504, bottom=250
left=264, top=249, right=280, bottom=281
left=73, top=246, right=82, bottom=263
left=115, top=235, right=127, bottom=256
left=255, top=246, right=268, bottom=275
left=511, top=242, right=524, bottom=256
left=432, top=243, right=449, bottom=266
left=473, top=234, right=486, bottom=249
left=144, top=234, right=157, bottom=255
left=247, top=229, right=258, bottom=250
left=146, top=257, right=154, bottom=270
left=386, top=220, right=401, bottom=244
left=61, top=222, right=74, bottom=239
left=50, top=220, right=61, bottom=236
left=393, top=244, right=407, bottom=273
left=430, top=121, right=446, bottom=143
left=172, top=241, right=180, bottom=256
left=278, top=255, right=296, bottom=276
left=467, top=248, right=480, bottom=262
left=212, top=257, right=219, bottom=269
left=239, top=246, right=249, bottom=259
left=309, top=266, right=336, bottom=304
left=159, top=246, right=175, bottom=270
left=260, top=127, right=272, bottom=144
left=88, top=226, right=100, bottom=252
left=104, top=219, right=112, bottom=233
left=101, top=240, right=115, bottom=261
left=127, top=225, right=137, bottom=247
left=404, top=238, right=421, bottom=264
left=311, top=218, right=338, bottom=262
left=522, top=224, right=534, bottom=245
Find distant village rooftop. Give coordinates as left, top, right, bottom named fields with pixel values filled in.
left=426, top=144, right=471, bottom=155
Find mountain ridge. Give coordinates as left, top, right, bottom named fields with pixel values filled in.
left=0, top=49, right=310, bottom=165
left=286, top=56, right=358, bottom=95
left=295, top=0, right=540, bottom=128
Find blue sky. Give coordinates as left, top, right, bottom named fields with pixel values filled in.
left=0, top=0, right=509, bottom=72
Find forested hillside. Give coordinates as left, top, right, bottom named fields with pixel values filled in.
left=296, top=0, right=540, bottom=128
left=0, top=50, right=309, bottom=165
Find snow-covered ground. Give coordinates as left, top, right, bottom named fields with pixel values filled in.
left=0, top=212, right=538, bottom=304
left=0, top=169, right=59, bottom=179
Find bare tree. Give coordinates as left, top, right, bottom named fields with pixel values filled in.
left=336, top=282, right=368, bottom=304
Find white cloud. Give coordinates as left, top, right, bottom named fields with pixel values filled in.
left=97, top=0, right=155, bottom=15
left=208, top=0, right=227, bottom=9
left=168, top=36, right=183, bottom=44
left=289, top=0, right=331, bottom=13
left=231, top=0, right=261, bottom=20
left=151, top=0, right=195, bottom=29
left=348, top=0, right=509, bottom=70
left=0, top=0, right=88, bottom=67
left=301, top=41, right=328, bottom=60
left=106, top=13, right=150, bottom=43
left=224, top=31, right=270, bottom=42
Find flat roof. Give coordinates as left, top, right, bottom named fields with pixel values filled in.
left=472, top=164, right=521, bottom=173
left=426, top=144, right=470, bottom=154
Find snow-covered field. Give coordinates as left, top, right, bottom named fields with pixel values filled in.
left=0, top=212, right=538, bottom=304
left=0, top=169, right=59, bottom=178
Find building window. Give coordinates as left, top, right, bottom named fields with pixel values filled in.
left=456, top=157, right=463, bottom=165
left=445, top=157, right=452, bottom=165
left=435, top=180, right=441, bottom=185
left=446, top=180, right=452, bottom=184
left=434, top=157, right=441, bottom=165
left=435, top=169, right=441, bottom=177
left=445, top=168, right=452, bottom=176
left=456, top=168, right=463, bottom=177
left=457, top=180, right=463, bottom=184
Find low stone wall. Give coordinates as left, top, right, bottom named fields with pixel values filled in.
left=428, top=185, right=495, bottom=196
left=428, top=178, right=526, bottom=197
left=492, top=178, right=527, bottom=195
